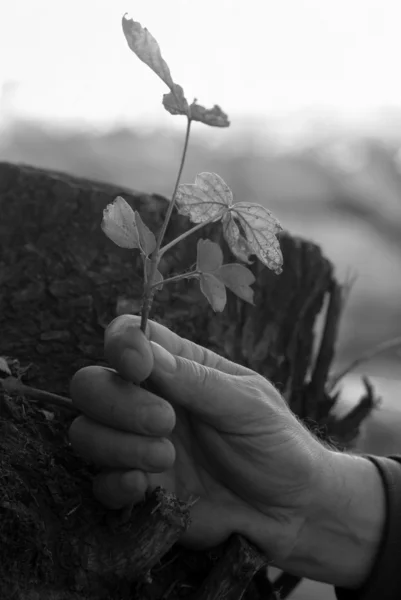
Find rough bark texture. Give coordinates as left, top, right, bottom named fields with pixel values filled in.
left=0, top=162, right=376, bottom=599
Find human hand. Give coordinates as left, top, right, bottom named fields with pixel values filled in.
left=69, top=314, right=327, bottom=566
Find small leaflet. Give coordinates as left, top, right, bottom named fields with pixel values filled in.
left=135, top=211, right=156, bottom=256
left=122, top=15, right=188, bottom=115
left=162, top=85, right=189, bottom=116
left=101, top=197, right=140, bottom=249
left=217, top=263, right=255, bottom=305
left=196, top=238, right=223, bottom=272
left=175, top=173, right=232, bottom=224
left=196, top=238, right=255, bottom=310
left=199, top=273, right=227, bottom=312
left=121, top=15, right=229, bottom=127
left=189, top=102, right=230, bottom=128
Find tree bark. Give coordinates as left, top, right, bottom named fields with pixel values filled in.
left=0, top=162, right=376, bottom=599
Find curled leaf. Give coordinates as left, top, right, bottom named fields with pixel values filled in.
left=217, top=263, right=255, bottom=305
left=176, top=173, right=232, bottom=223
left=101, top=196, right=140, bottom=249
left=162, top=85, right=189, bottom=116
left=189, top=102, right=230, bottom=128
left=122, top=15, right=173, bottom=88
left=232, top=203, right=283, bottom=273
left=122, top=15, right=188, bottom=115
left=135, top=211, right=156, bottom=256
left=199, top=273, right=226, bottom=312
left=196, top=239, right=223, bottom=273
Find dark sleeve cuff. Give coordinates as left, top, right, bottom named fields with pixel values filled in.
left=335, top=454, right=401, bottom=600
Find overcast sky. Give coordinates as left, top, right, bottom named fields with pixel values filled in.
left=1, top=0, right=401, bottom=131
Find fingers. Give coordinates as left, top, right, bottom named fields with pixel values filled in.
left=70, top=365, right=175, bottom=435
left=149, top=341, right=279, bottom=431
left=69, top=414, right=175, bottom=471
left=105, top=315, right=254, bottom=377
left=92, top=469, right=148, bottom=509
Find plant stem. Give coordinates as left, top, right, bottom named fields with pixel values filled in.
left=158, top=214, right=222, bottom=257
left=150, top=270, right=199, bottom=289
left=1, top=376, right=78, bottom=414
left=140, top=117, right=192, bottom=333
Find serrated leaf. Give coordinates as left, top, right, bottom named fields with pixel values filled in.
left=145, top=257, right=164, bottom=290
left=101, top=197, right=140, bottom=249
left=196, top=239, right=223, bottom=273
left=122, top=15, right=189, bottom=116
left=199, top=273, right=226, bottom=312
left=135, top=211, right=156, bottom=256
left=217, top=263, right=255, bottom=305
left=189, top=102, right=230, bottom=128
left=176, top=173, right=232, bottom=224
left=231, top=203, right=283, bottom=273
left=222, top=213, right=254, bottom=264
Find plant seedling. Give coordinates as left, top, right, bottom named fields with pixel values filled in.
left=0, top=13, right=284, bottom=413
left=102, top=14, right=284, bottom=334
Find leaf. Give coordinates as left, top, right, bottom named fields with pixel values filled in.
left=162, top=85, right=189, bottom=116
left=101, top=197, right=140, bottom=249
left=196, top=239, right=254, bottom=308
left=199, top=273, right=226, bottom=312
left=196, top=239, right=223, bottom=273
left=217, top=263, right=255, bottom=305
left=135, top=211, right=156, bottom=256
left=122, top=15, right=188, bottom=115
left=176, top=173, right=232, bottom=223
left=232, top=203, right=283, bottom=273
left=145, top=257, right=164, bottom=290
left=189, top=102, right=230, bottom=128
left=222, top=213, right=254, bottom=264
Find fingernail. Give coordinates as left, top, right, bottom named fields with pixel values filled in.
left=151, top=342, right=176, bottom=374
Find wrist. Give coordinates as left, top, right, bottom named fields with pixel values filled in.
left=279, top=448, right=386, bottom=588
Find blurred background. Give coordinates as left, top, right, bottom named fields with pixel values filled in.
left=3, top=1, right=401, bottom=597
left=2, top=5, right=401, bottom=415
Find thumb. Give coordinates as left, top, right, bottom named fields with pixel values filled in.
left=149, top=341, right=257, bottom=426
left=104, top=319, right=154, bottom=384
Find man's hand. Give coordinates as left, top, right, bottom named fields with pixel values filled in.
left=69, top=315, right=323, bottom=559
left=69, top=315, right=385, bottom=589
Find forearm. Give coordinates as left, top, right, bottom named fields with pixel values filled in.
left=280, top=450, right=386, bottom=588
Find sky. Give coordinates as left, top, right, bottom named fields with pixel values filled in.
left=1, top=0, right=401, bottom=132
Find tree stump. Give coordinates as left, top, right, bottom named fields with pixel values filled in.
left=0, top=162, right=376, bottom=599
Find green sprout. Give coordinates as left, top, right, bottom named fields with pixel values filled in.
left=101, top=14, right=284, bottom=334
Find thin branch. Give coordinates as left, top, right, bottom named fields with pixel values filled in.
left=158, top=214, right=220, bottom=257
left=140, top=118, right=192, bottom=333
left=150, top=270, right=199, bottom=289
left=330, top=335, right=401, bottom=391
left=1, top=376, right=78, bottom=414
